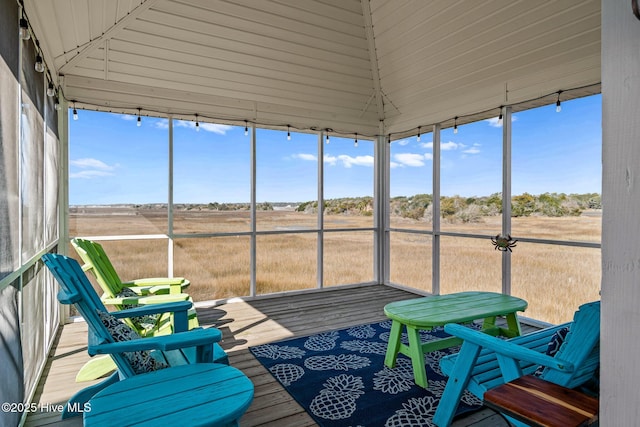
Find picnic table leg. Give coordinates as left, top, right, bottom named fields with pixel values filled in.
left=406, top=325, right=428, bottom=388
left=504, top=312, right=522, bottom=337
left=384, top=320, right=403, bottom=368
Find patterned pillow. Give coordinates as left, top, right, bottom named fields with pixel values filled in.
left=96, top=309, right=167, bottom=374
left=115, top=287, right=160, bottom=331
left=534, top=326, right=570, bottom=377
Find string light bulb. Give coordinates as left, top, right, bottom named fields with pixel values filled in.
left=556, top=91, right=562, bottom=112
left=354, top=133, right=358, bottom=147
left=244, top=120, right=248, bottom=136
left=47, top=82, right=55, bottom=97
left=417, top=126, right=421, bottom=142
left=34, top=54, right=44, bottom=73
left=137, top=109, right=142, bottom=127
left=72, top=102, right=78, bottom=120
left=195, top=114, right=200, bottom=132
left=54, top=97, right=60, bottom=111
left=19, top=18, right=30, bottom=40
left=453, top=116, right=458, bottom=134
left=498, top=107, right=503, bottom=121
left=326, top=133, right=330, bottom=144
left=287, top=125, right=291, bottom=141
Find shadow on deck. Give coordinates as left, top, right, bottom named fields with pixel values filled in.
left=26, top=284, right=527, bottom=426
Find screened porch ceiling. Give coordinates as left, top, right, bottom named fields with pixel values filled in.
left=25, top=0, right=601, bottom=139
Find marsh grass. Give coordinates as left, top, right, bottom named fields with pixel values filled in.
left=69, top=209, right=601, bottom=324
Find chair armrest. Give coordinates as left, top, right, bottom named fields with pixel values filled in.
left=88, top=328, right=222, bottom=356
left=110, top=301, right=192, bottom=318
left=101, top=293, right=190, bottom=306
left=122, top=278, right=188, bottom=295
left=444, top=323, right=575, bottom=372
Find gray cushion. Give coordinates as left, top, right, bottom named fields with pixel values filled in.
left=96, top=309, right=168, bottom=374
left=115, top=287, right=160, bottom=331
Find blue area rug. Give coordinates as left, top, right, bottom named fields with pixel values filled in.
left=249, top=320, right=482, bottom=426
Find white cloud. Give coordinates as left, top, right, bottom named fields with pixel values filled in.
left=485, top=115, right=517, bottom=128
left=121, top=114, right=136, bottom=121
left=441, top=141, right=462, bottom=150
left=292, top=153, right=317, bottom=161
left=395, top=138, right=410, bottom=146
left=69, top=158, right=117, bottom=179
left=419, top=142, right=433, bottom=149
left=324, top=154, right=374, bottom=168
left=463, top=147, right=481, bottom=154
left=393, top=153, right=427, bottom=167
left=70, top=158, right=115, bottom=171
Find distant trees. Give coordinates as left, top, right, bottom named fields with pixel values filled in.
left=387, top=192, right=600, bottom=223
left=166, top=192, right=601, bottom=222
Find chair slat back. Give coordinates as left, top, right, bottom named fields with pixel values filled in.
left=72, top=238, right=124, bottom=298
left=42, top=253, right=136, bottom=377
left=541, top=301, right=600, bottom=388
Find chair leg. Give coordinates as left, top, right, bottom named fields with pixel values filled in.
left=433, top=342, right=482, bottom=427
left=75, top=355, right=117, bottom=382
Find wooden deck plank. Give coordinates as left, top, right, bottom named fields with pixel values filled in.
left=26, top=284, right=516, bottom=427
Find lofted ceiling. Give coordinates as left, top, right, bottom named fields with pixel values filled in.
left=24, top=0, right=601, bottom=139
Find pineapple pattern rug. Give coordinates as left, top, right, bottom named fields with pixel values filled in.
left=249, top=320, right=482, bottom=426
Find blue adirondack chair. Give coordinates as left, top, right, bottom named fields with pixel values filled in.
left=433, top=300, right=600, bottom=427
left=41, top=253, right=230, bottom=419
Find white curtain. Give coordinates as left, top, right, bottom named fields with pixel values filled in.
left=0, top=37, right=24, bottom=427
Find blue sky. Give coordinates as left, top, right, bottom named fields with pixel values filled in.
left=69, top=95, right=601, bottom=205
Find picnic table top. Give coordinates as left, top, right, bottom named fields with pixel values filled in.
left=383, top=291, right=527, bottom=328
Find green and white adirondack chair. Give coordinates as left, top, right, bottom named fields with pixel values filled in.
left=71, top=237, right=190, bottom=297
left=433, top=300, right=600, bottom=427
left=41, top=253, right=230, bottom=418
left=71, top=238, right=201, bottom=380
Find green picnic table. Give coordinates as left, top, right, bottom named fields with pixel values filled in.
left=383, top=291, right=528, bottom=388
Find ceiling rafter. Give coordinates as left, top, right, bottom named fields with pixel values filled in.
left=361, top=0, right=385, bottom=121
left=59, top=0, right=162, bottom=74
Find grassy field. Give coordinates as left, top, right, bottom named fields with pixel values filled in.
left=69, top=208, right=601, bottom=324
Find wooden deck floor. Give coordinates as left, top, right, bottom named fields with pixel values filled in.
left=26, top=284, right=528, bottom=427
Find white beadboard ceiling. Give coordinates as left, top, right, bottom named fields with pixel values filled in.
left=25, top=0, right=601, bottom=138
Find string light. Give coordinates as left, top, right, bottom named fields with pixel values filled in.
left=54, top=97, right=60, bottom=111
left=19, top=18, right=30, bottom=40
left=325, top=128, right=332, bottom=144
left=287, top=125, right=291, bottom=141
left=72, top=102, right=78, bottom=120
left=34, top=54, right=44, bottom=73
left=453, top=116, right=458, bottom=134
left=498, top=106, right=503, bottom=121
left=195, top=114, right=200, bottom=132
left=417, top=126, right=421, bottom=142
left=354, top=133, right=358, bottom=147
left=47, top=82, right=55, bottom=97
left=244, top=120, right=248, bottom=136
left=137, top=108, right=142, bottom=127
left=34, top=40, right=44, bottom=72
left=556, top=91, right=562, bottom=112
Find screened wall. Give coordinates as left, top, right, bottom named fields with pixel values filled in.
left=66, top=98, right=602, bottom=326
left=0, top=0, right=61, bottom=425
